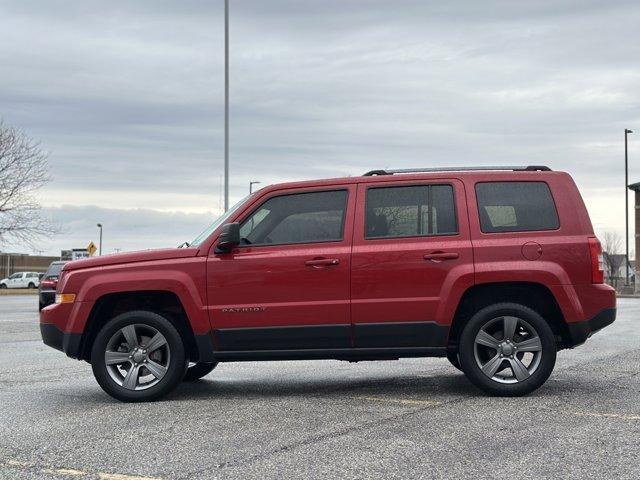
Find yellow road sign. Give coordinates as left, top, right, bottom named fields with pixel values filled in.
left=87, top=241, right=97, bottom=256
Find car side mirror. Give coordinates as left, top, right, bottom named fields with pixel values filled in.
left=215, top=222, right=241, bottom=253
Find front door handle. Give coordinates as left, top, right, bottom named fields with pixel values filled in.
left=423, top=252, right=459, bottom=261
left=305, top=258, right=340, bottom=267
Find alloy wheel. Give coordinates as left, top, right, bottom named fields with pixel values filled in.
left=473, top=316, right=543, bottom=384
left=104, top=324, right=170, bottom=391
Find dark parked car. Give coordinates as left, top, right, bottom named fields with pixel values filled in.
left=39, top=261, right=67, bottom=310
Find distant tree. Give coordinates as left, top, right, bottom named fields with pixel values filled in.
left=602, top=231, right=623, bottom=287
left=0, top=120, right=57, bottom=247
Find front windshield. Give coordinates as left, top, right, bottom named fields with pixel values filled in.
left=190, top=194, right=252, bottom=247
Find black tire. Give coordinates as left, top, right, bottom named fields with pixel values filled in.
left=0, top=284, right=6, bottom=289
left=446, top=351, right=462, bottom=371
left=458, top=302, right=556, bottom=397
left=28, top=283, right=36, bottom=289
left=91, top=310, right=188, bottom=402
left=183, top=362, right=218, bottom=381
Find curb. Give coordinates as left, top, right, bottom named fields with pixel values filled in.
left=0, top=289, right=39, bottom=296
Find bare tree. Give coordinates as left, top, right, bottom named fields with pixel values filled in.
left=601, top=231, right=624, bottom=287
left=0, top=120, right=57, bottom=247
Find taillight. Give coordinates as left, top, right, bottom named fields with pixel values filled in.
left=41, top=278, right=58, bottom=289
left=588, top=237, right=604, bottom=284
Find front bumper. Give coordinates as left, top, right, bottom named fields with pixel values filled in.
left=566, top=308, right=616, bottom=347
left=40, top=303, right=84, bottom=359
left=40, top=323, right=83, bottom=358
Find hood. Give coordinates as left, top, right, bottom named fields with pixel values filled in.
left=62, top=247, right=200, bottom=271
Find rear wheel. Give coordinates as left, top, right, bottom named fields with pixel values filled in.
left=459, top=303, right=556, bottom=396
left=28, top=282, right=36, bottom=289
left=91, top=310, right=187, bottom=402
left=183, top=362, right=218, bottom=381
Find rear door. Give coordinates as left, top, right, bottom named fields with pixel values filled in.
left=206, top=185, right=356, bottom=351
left=351, top=178, right=474, bottom=348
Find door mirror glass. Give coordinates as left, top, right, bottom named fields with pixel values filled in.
left=215, top=222, right=241, bottom=252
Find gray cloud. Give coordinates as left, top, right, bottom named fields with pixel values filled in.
left=0, top=0, right=639, bottom=254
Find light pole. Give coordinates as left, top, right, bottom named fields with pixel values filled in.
left=625, top=129, right=633, bottom=286
left=249, top=181, right=261, bottom=194
left=97, top=223, right=103, bottom=256
left=224, top=0, right=230, bottom=211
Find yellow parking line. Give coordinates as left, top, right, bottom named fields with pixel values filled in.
left=352, top=395, right=441, bottom=406
left=573, top=411, right=640, bottom=421
left=98, top=474, right=162, bottom=480
left=42, top=468, right=86, bottom=476
left=1, top=459, right=162, bottom=480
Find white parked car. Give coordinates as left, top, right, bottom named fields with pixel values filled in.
left=0, top=272, right=41, bottom=289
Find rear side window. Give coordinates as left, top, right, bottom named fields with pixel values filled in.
left=239, top=190, right=348, bottom=245
left=365, top=184, right=457, bottom=239
left=476, top=181, right=559, bottom=233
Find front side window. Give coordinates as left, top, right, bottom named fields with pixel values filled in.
left=365, top=184, right=457, bottom=239
left=240, top=190, right=348, bottom=246
left=476, top=181, right=559, bottom=233
left=9, top=273, right=21, bottom=279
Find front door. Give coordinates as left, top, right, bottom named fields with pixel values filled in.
left=351, top=179, right=474, bottom=348
left=206, top=186, right=356, bottom=351
left=8, top=273, right=22, bottom=288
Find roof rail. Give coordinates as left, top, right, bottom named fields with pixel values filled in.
left=362, top=165, right=551, bottom=176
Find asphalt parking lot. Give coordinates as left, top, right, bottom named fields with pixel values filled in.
left=0, top=296, right=638, bottom=480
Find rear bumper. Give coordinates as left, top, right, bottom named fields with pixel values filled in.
left=566, top=307, right=616, bottom=347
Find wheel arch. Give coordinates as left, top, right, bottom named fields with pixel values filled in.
left=448, top=282, right=571, bottom=351
left=79, top=290, right=201, bottom=362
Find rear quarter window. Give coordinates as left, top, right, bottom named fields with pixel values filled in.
left=476, top=181, right=559, bottom=233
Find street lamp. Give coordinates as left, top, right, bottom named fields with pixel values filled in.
left=625, top=129, right=633, bottom=286
left=249, top=181, right=261, bottom=194
left=96, top=223, right=103, bottom=256
left=224, top=0, right=230, bottom=211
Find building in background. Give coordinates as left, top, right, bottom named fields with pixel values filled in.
left=629, top=182, right=640, bottom=293
left=0, top=253, right=59, bottom=278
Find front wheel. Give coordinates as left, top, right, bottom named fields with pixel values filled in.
left=446, top=351, right=462, bottom=371
left=459, top=303, right=556, bottom=396
left=91, top=311, right=188, bottom=402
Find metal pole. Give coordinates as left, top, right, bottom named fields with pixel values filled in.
left=625, top=129, right=633, bottom=285
left=97, top=223, right=103, bottom=256
left=224, top=0, right=229, bottom=211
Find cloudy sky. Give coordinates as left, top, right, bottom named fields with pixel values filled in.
left=1, top=0, right=639, bottom=255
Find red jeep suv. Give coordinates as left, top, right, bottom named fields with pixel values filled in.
left=40, top=166, right=616, bottom=402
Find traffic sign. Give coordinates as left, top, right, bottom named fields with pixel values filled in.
left=87, top=241, right=97, bottom=257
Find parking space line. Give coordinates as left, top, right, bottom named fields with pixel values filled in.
left=98, top=473, right=162, bottom=480
left=573, top=411, right=640, bottom=421
left=352, top=395, right=441, bottom=406
left=1, top=459, right=162, bottom=480
left=42, top=468, right=86, bottom=476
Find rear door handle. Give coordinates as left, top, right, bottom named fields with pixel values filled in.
left=305, top=258, right=340, bottom=267
left=423, top=252, right=459, bottom=261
